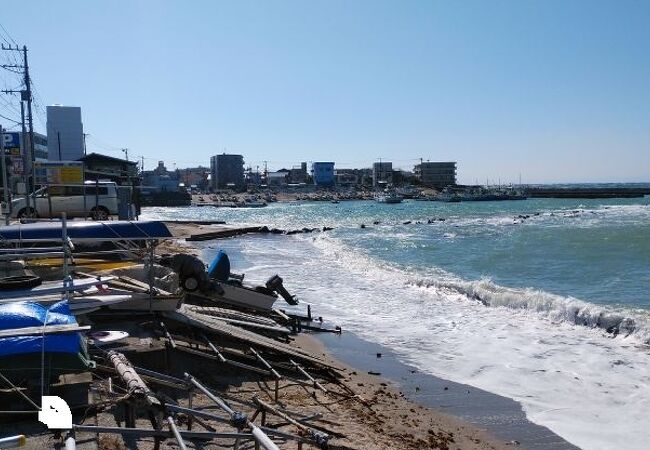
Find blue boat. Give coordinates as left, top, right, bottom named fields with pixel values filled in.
left=0, top=220, right=172, bottom=243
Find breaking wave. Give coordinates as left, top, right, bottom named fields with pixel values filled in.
left=311, top=233, right=650, bottom=345
left=409, top=276, right=650, bottom=345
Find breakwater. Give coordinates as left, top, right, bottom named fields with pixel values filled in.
left=525, top=187, right=650, bottom=198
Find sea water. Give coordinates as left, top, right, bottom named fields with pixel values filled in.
left=142, top=194, right=650, bottom=450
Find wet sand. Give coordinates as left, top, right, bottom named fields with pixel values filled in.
left=315, top=332, right=579, bottom=450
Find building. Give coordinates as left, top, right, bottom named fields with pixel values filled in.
left=414, top=161, right=457, bottom=188
left=267, top=171, right=289, bottom=186
left=2, top=131, right=48, bottom=189
left=179, top=166, right=209, bottom=191
left=311, top=162, right=335, bottom=186
left=334, top=168, right=359, bottom=186
left=372, top=162, right=393, bottom=187
left=288, top=162, right=308, bottom=184
left=79, top=152, right=139, bottom=185
left=46, top=105, right=84, bottom=161
left=142, top=161, right=179, bottom=192
left=210, top=153, right=244, bottom=191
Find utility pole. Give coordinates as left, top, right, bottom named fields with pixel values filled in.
left=20, top=99, right=29, bottom=212
left=2, top=44, right=35, bottom=198
left=121, top=148, right=129, bottom=161
left=0, top=124, right=9, bottom=225
left=22, top=46, right=35, bottom=194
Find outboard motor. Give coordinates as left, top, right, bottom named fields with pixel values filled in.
left=207, top=250, right=231, bottom=282
left=266, top=275, right=298, bottom=305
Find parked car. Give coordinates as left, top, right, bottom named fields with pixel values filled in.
left=7, top=182, right=119, bottom=220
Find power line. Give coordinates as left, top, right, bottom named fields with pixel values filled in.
left=0, top=22, right=18, bottom=47
left=0, top=111, right=20, bottom=124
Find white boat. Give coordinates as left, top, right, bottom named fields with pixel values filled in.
left=205, top=282, right=278, bottom=311
left=375, top=189, right=403, bottom=204
left=188, top=251, right=298, bottom=312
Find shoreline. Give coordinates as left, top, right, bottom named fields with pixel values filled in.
left=312, top=331, right=578, bottom=450
left=292, top=333, right=510, bottom=450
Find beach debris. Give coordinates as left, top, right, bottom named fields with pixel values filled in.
left=290, top=359, right=328, bottom=393
left=107, top=350, right=160, bottom=407
left=254, top=397, right=330, bottom=449
left=185, top=373, right=280, bottom=450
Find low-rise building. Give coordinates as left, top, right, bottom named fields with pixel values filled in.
left=335, top=168, right=359, bottom=186
left=414, top=161, right=457, bottom=188
left=180, top=166, right=210, bottom=191
left=79, top=152, right=139, bottom=185
left=311, top=162, right=335, bottom=186
left=288, top=162, right=308, bottom=184
left=267, top=171, right=289, bottom=186
left=142, top=162, right=180, bottom=192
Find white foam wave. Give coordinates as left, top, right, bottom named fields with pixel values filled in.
left=409, top=276, right=650, bottom=345
left=210, top=233, right=650, bottom=449
left=306, top=232, right=650, bottom=345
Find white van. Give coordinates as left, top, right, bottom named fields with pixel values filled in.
left=8, top=181, right=119, bottom=220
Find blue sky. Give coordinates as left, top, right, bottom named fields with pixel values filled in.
left=1, top=0, right=648, bottom=183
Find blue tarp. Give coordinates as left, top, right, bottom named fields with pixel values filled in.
left=0, top=300, right=82, bottom=357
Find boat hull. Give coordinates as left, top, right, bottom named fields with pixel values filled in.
left=189, top=283, right=277, bottom=311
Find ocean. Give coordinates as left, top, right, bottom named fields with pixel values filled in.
left=142, top=194, right=650, bottom=450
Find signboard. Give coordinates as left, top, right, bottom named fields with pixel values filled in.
left=2, top=132, right=20, bottom=150
left=10, top=156, right=23, bottom=175
left=34, top=161, right=84, bottom=185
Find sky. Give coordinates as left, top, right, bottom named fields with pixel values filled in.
left=0, top=0, right=649, bottom=184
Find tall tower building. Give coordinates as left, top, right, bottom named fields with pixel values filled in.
left=47, top=105, right=84, bottom=161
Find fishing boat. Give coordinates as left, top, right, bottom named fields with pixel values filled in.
left=437, top=186, right=527, bottom=202
left=186, top=251, right=298, bottom=312
left=374, top=188, right=403, bottom=204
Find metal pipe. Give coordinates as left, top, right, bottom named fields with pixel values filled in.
left=0, top=435, right=26, bottom=448
left=184, top=374, right=280, bottom=450
left=167, top=404, right=311, bottom=443
left=249, top=348, right=282, bottom=380
left=290, top=359, right=328, bottom=393
left=254, top=397, right=329, bottom=448
left=72, top=425, right=252, bottom=440
left=184, top=373, right=234, bottom=416
left=166, top=416, right=188, bottom=450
